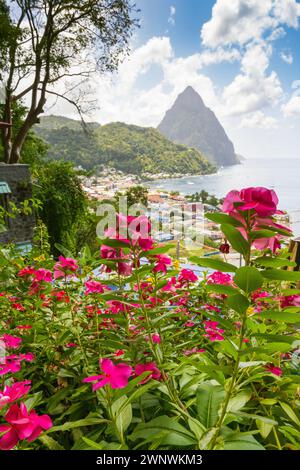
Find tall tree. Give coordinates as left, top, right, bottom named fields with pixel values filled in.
left=0, top=0, right=138, bottom=164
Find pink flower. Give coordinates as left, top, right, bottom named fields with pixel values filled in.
left=0, top=353, right=34, bottom=376
left=251, top=290, right=270, bottom=302
left=117, top=261, right=133, bottom=276
left=0, top=403, right=52, bottom=450
left=184, top=321, right=195, bottom=327
left=51, top=290, right=70, bottom=303
left=84, top=280, right=108, bottom=295
left=222, top=190, right=243, bottom=214
left=153, top=255, right=172, bottom=273
left=201, top=304, right=221, bottom=313
left=223, top=187, right=279, bottom=217
left=279, top=295, right=300, bottom=309
left=184, top=348, right=206, bottom=356
left=0, top=334, right=22, bottom=350
left=17, top=267, right=35, bottom=277
left=203, top=320, right=225, bottom=342
left=16, top=325, right=32, bottom=330
left=54, top=256, right=78, bottom=279
left=83, top=358, right=132, bottom=390
left=11, top=303, right=25, bottom=312
left=162, top=276, right=177, bottom=292
left=252, top=234, right=281, bottom=253
left=178, top=269, right=198, bottom=284
left=151, top=333, right=161, bottom=344
left=135, top=362, right=161, bottom=384
left=265, top=364, right=283, bottom=377
left=238, top=187, right=279, bottom=216
left=101, top=244, right=117, bottom=260
left=33, top=268, right=52, bottom=283
left=65, top=343, right=77, bottom=348
left=114, top=349, right=125, bottom=357
left=57, top=256, right=78, bottom=271
left=207, top=271, right=233, bottom=286
left=0, top=381, right=31, bottom=409
left=138, top=237, right=154, bottom=251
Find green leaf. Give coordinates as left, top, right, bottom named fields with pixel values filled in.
left=279, top=402, right=300, bottom=427
left=130, top=416, right=196, bottom=446
left=112, top=396, right=132, bottom=436
left=38, top=435, right=65, bottom=450
left=206, top=284, right=238, bottom=295
left=226, top=293, right=250, bottom=314
left=189, top=256, right=237, bottom=273
left=206, top=212, right=243, bottom=227
left=258, top=224, right=292, bottom=237
left=234, top=266, right=263, bottom=294
left=262, top=269, right=300, bottom=282
left=258, top=310, right=300, bottom=323
left=227, top=390, right=251, bottom=414
left=254, top=256, right=297, bottom=268
left=250, top=229, right=278, bottom=240
left=143, top=244, right=173, bottom=255
left=80, top=437, right=105, bottom=450
left=24, top=391, right=44, bottom=411
left=223, top=432, right=265, bottom=450
left=48, top=417, right=108, bottom=433
left=196, top=382, right=226, bottom=428
left=97, top=238, right=130, bottom=249
left=221, top=224, right=250, bottom=258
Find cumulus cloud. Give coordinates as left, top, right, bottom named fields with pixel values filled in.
left=282, top=96, right=300, bottom=116
left=222, top=42, right=283, bottom=115
left=280, top=50, right=294, bottom=64
left=240, top=111, right=278, bottom=128
left=54, top=36, right=241, bottom=127
left=201, top=0, right=276, bottom=47
left=201, top=0, right=300, bottom=48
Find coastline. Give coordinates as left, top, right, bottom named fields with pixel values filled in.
left=143, top=162, right=244, bottom=188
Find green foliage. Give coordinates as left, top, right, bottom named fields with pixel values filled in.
left=33, top=160, right=97, bottom=256
left=35, top=118, right=216, bottom=176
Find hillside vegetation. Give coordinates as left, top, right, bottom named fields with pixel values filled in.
left=35, top=116, right=216, bottom=175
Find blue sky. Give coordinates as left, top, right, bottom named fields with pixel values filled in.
left=54, top=1, right=300, bottom=159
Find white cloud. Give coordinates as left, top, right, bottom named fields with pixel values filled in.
left=267, top=26, right=286, bottom=41
left=273, top=0, right=300, bottom=27
left=292, top=80, right=300, bottom=89
left=201, top=0, right=300, bottom=48
left=280, top=50, right=293, bottom=64
left=168, top=5, right=176, bottom=26
left=240, top=110, right=278, bottom=128
left=201, top=0, right=275, bottom=47
left=58, top=37, right=241, bottom=127
left=282, top=96, right=300, bottom=116
left=222, top=42, right=283, bottom=115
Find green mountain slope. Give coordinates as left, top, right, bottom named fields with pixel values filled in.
left=35, top=116, right=216, bottom=175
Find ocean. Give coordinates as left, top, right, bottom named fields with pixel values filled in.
left=146, top=158, right=300, bottom=236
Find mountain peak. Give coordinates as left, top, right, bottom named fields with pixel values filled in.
left=174, top=86, right=205, bottom=110
left=158, top=87, right=239, bottom=167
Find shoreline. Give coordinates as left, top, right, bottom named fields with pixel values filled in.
left=142, top=162, right=244, bottom=187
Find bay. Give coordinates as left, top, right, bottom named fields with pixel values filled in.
left=147, top=158, right=300, bottom=236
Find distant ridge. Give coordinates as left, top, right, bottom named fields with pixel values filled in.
left=158, top=86, right=240, bottom=167
left=35, top=116, right=216, bottom=176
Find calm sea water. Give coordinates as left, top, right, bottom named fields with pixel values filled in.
left=147, top=158, right=300, bottom=235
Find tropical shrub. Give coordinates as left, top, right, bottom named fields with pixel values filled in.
left=0, top=186, right=300, bottom=450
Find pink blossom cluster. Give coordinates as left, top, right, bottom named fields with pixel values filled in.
left=222, top=187, right=291, bottom=253
left=207, top=271, right=233, bottom=286
left=203, top=320, right=225, bottom=342
left=83, top=358, right=161, bottom=391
